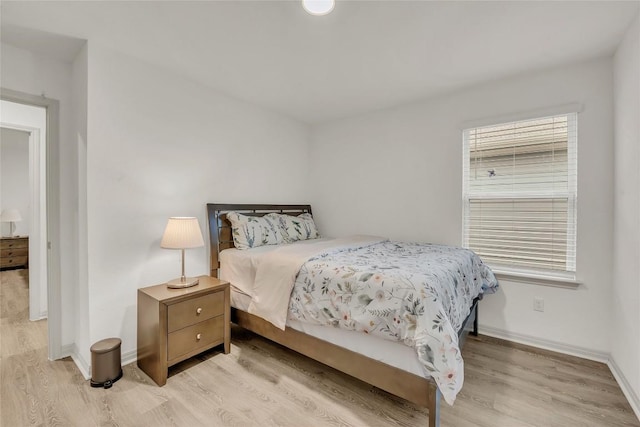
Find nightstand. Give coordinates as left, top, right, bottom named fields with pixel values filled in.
left=137, top=275, right=230, bottom=386
left=0, top=236, right=29, bottom=270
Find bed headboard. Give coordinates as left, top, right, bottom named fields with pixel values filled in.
left=206, top=203, right=313, bottom=277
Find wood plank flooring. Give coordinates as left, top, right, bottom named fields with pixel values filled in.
left=1, top=269, right=638, bottom=426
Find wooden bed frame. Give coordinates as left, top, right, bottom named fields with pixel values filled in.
left=206, top=203, right=480, bottom=427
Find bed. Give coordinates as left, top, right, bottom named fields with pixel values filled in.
left=206, top=203, right=498, bottom=427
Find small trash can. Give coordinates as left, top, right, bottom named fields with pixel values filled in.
left=90, top=337, right=123, bottom=389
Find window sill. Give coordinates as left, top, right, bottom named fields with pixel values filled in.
left=492, top=268, right=581, bottom=289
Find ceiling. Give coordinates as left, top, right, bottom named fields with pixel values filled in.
left=1, top=1, right=638, bottom=124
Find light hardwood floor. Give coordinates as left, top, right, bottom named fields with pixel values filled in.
left=1, top=269, right=638, bottom=426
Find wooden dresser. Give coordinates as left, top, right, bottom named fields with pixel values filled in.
left=0, top=236, right=29, bottom=270
left=137, top=275, right=230, bottom=386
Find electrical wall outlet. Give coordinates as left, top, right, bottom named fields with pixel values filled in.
left=533, top=297, right=545, bottom=312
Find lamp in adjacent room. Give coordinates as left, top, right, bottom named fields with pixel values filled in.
left=160, top=217, right=205, bottom=288
left=0, top=209, right=22, bottom=237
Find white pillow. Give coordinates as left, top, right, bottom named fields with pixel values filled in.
left=276, top=213, right=321, bottom=242
left=226, top=212, right=286, bottom=250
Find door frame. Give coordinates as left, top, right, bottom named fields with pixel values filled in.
left=1, top=88, right=62, bottom=361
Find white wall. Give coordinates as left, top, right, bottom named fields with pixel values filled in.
left=612, top=13, right=640, bottom=415
left=82, top=43, right=311, bottom=367
left=1, top=42, right=78, bottom=344
left=1, top=127, right=30, bottom=236
left=310, top=58, right=614, bottom=357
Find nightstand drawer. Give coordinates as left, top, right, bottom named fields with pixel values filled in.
left=0, top=238, right=28, bottom=249
left=1, top=248, right=28, bottom=257
left=1, top=256, right=28, bottom=268
left=167, top=291, right=224, bottom=333
left=167, top=315, right=224, bottom=361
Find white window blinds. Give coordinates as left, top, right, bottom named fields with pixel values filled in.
left=463, top=113, right=577, bottom=273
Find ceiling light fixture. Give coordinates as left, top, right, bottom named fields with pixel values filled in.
left=302, top=0, right=335, bottom=16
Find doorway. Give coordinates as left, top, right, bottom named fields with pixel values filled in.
left=1, top=128, right=31, bottom=297
left=1, top=104, right=46, bottom=321
left=1, top=89, right=62, bottom=361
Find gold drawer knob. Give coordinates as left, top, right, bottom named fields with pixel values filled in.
left=196, top=307, right=202, bottom=315
left=196, top=333, right=202, bottom=341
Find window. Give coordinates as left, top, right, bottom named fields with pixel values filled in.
left=462, top=113, right=577, bottom=274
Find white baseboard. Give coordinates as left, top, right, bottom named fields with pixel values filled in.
left=29, top=311, right=47, bottom=322
left=60, top=343, right=74, bottom=357
left=70, top=344, right=91, bottom=380
left=479, top=325, right=609, bottom=363
left=121, top=348, right=137, bottom=366
left=608, top=358, right=640, bottom=421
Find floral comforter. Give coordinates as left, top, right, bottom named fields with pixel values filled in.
left=287, top=240, right=498, bottom=405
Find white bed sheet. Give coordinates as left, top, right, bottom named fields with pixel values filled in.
left=219, top=245, right=277, bottom=297
left=230, top=285, right=425, bottom=377
left=220, top=238, right=331, bottom=297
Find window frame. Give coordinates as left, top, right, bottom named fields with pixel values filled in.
left=462, top=111, right=578, bottom=280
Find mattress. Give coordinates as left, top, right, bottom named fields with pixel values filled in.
left=230, top=285, right=424, bottom=377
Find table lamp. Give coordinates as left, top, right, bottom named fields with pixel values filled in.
left=0, top=209, right=22, bottom=237
left=160, top=217, right=204, bottom=288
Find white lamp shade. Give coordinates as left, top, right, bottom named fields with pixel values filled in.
left=160, top=217, right=204, bottom=249
left=0, top=209, right=22, bottom=222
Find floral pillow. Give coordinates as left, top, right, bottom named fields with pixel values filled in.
left=226, top=212, right=285, bottom=250
left=275, top=213, right=321, bottom=242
